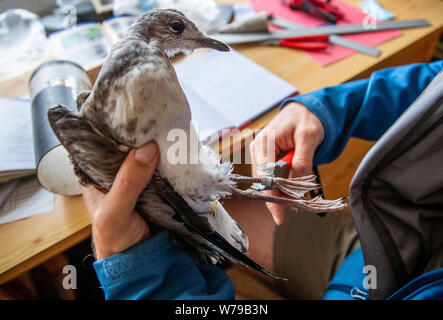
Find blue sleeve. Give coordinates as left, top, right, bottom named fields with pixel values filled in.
left=282, top=60, right=443, bottom=165
left=93, top=231, right=235, bottom=300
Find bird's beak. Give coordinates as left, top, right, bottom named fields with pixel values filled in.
left=197, top=36, right=230, bottom=52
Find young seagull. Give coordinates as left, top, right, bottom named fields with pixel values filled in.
left=48, top=9, right=345, bottom=279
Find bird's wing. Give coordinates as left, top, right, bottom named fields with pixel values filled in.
left=47, top=104, right=126, bottom=190
left=76, top=90, right=91, bottom=112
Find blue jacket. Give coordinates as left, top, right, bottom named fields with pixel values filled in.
left=93, top=60, right=443, bottom=300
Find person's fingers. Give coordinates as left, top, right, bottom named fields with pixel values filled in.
left=250, top=133, right=286, bottom=225
left=80, top=185, right=106, bottom=220
left=266, top=190, right=286, bottom=225
left=251, top=130, right=279, bottom=169
left=106, top=141, right=159, bottom=213
left=251, top=128, right=295, bottom=225
left=289, top=129, right=318, bottom=178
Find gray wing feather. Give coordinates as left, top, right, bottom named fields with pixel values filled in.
left=48, top=104, right=126, bottom=190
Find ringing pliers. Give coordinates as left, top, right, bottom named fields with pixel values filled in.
left=252, top=149, right=327, bottom=216
left=262, top=34, right=329, bottom=51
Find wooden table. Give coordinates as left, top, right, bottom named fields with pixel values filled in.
left=0, top=0, right=442, bottom=285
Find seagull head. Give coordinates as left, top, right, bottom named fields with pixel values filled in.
left=131, top=9, right=230, bottom=56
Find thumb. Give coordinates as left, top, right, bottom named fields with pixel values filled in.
left=107, top=141, right=159, bottom=212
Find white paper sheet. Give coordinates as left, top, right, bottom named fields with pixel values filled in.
left=0, top=177, right=54, bottom=225
left=179, top=81, right=234, bottom=142
left=0, top=98, right=35, bottom=179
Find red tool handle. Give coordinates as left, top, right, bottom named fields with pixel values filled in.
left=284, top=35, right=329, bottom=42
left=279, top=35, right=329, bottom=51
left=279, top=39, right=327, bottom=51
left=278, top=149, right=295, bottom=165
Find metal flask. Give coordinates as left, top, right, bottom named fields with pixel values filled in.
left=29, top=60, right=92, bottom=196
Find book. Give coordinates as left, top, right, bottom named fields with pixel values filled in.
left=0, top=98, right=35, bottom=183
left=0, top=98, right=55, bottom=224
left=0, top=61, right=86, bottom=196
left=0, top=97, right=80, bottom=196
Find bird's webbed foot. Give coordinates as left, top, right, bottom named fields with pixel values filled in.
left=230, top=174, right=322, bottom=198
left=228, top=174, right=346, bottom=214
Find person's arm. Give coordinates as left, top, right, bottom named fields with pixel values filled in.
left=83, top=142, right=235, bottom=300
left=250, top=60, right=443, bottom=224
left=93, top=231, right=235, bottom=300
left=283, top=60, right=443, bottom=165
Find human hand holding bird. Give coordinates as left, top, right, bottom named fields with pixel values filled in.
left=81, top=142, right=159, bottom=260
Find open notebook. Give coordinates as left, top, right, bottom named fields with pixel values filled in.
left=0, top=98, right=35, bottom=183
left=175, top=48, right=297, bottom=142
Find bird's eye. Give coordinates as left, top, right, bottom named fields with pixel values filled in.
left=169, top=21, right=185, bottom=34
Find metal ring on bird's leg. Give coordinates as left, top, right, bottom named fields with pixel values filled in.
left=260, top=175, right=274, bottom=188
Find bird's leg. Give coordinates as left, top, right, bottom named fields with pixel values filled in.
left=227, top=186, right=346, bottom=213
left=230, top=174, right=323, bottom=199
left=228, top=174, right=346, bottom=213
